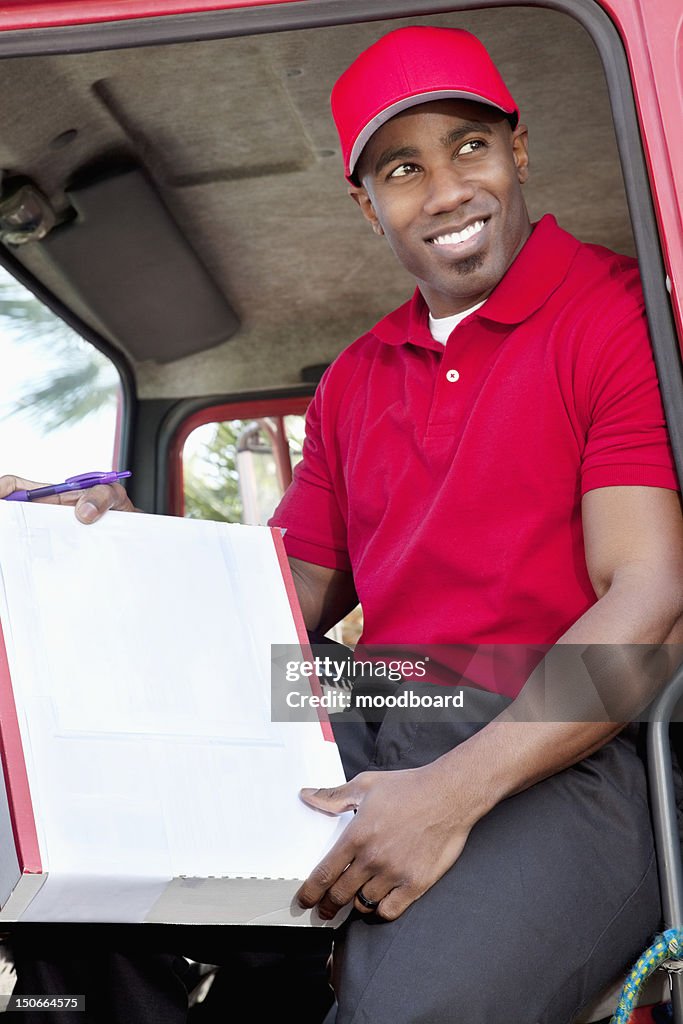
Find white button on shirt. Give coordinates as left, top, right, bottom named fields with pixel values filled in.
left=429, top=300, right=486, bottom=390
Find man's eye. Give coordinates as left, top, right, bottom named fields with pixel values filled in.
left=458, top=139, right=487, bottom=156
left=387, top=163, right=419, bottom=179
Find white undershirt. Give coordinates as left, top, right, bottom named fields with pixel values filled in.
left=428, top=300, right=486, bottom=344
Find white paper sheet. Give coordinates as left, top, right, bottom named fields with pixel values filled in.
left=0, top=502, right=351, bottom=921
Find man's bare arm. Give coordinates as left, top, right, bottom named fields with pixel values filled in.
left=434, top=485, right=683, bottom=820
left=287, top=556, right=359, bottom=635
left=296, top=485, right=683, bottom=922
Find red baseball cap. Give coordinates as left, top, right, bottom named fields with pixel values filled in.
left=331, top=26, right=520, bottom=183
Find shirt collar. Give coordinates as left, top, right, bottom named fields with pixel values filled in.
left=479, top=214, right=581, bottom=324
left=371, top=214, right=581, bottom=348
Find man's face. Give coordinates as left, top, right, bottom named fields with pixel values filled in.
left=351, top=99, right=531, bottom=317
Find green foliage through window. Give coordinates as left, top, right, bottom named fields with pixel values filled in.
left=0, top=268, right=119, bottom=432
left=183, top=415, right=306, bottom=525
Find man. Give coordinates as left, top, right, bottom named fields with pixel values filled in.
left=3, top=24, right=683, bottom=1024
left=262, top=25, right=683, bottom=1022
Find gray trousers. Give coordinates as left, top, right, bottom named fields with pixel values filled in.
left=326, top=702, right=661, bottom=1024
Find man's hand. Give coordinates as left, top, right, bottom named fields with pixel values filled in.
left=0, top=475, right=138, bottom=523
left=296, top=761, right=475, bottom=922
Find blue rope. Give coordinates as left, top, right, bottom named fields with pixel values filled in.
left=610, top=928, right=683, bottom=1023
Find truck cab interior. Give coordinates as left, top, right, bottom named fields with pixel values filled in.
left=1, top=1, right=678, bottom=515
left=0, top=1, right=682, bottom=1021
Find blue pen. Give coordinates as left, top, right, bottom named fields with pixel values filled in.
left=4, top=471, right=132, bottom=502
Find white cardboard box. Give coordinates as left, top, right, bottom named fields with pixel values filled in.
left=0, top=502, right=351, bottom=927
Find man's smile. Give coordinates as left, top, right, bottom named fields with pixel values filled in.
left=427, top=218, right=488, bottom=247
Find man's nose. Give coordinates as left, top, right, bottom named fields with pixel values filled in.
left=422, top=166, right=476, bottom=217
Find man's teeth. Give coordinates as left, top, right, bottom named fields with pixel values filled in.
left=431, top=220, right=485, bottom=246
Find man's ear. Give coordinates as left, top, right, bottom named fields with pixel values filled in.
left=512, top=124, right=530, bottom=184
left=348, top=185, right=384, bottom=236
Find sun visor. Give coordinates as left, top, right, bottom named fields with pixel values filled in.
left=40, top=165, right=239, bottom=363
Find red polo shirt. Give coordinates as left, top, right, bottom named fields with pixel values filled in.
left=270, top=216, right=678, bottom=693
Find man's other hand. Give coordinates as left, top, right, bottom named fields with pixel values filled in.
left=0, top=474, right=138, bottom=524
left=295, top=763, right=475, bottom=922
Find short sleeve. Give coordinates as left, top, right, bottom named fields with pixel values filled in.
left=268, top=378, right=351, bottom=571
left=580, top=305, right=679, bottom=496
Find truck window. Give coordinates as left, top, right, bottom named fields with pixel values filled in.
left=0, top=265, right=123, bottom=482
left=183, top=413, right=305, bottom=526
